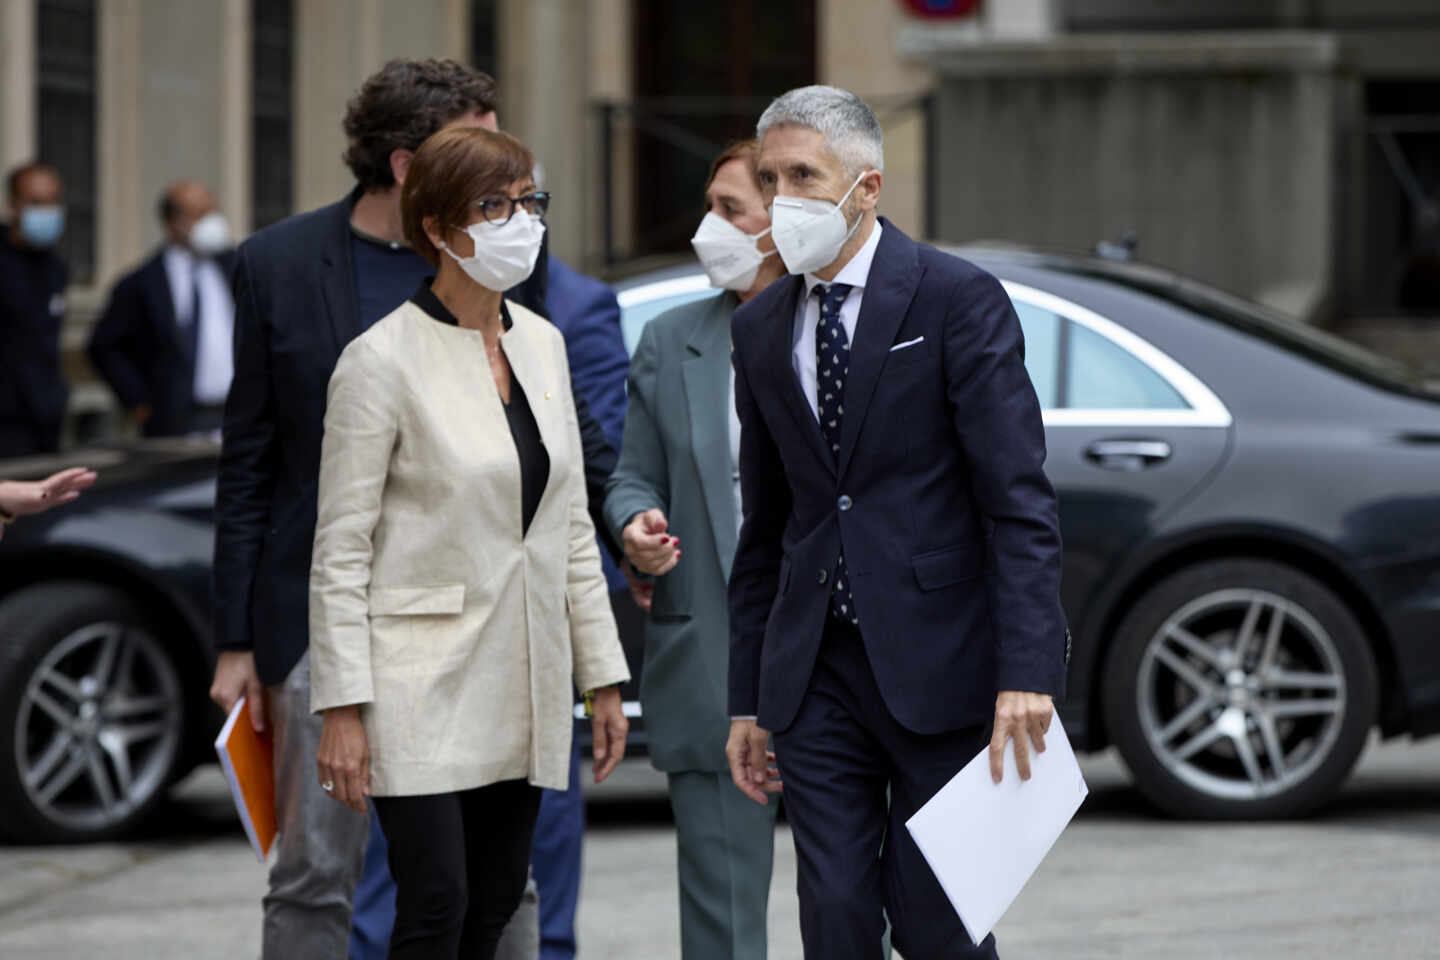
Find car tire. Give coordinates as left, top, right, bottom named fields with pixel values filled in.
left=1102, top=559, right=1377, bottom=819
left=0, top=581, right=187, bottom=843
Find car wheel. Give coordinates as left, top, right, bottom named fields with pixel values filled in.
left=1102, top=559, right=1377, bottom=819
left=0, top=582, right=187, bottom=842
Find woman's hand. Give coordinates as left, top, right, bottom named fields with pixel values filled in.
left=589, top=686, right=629, bottom=784
left=0, top=467, right=97, bottom=519
left=317, top=705, right=370, bottom=813
left=622, top=509, right=680, bottom=576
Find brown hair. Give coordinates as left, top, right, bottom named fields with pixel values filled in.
left=401, top=126, right=535, bottom=266
left=703, top=139, right=760, bottom=201
left=342, top=58, right=500, bottom=190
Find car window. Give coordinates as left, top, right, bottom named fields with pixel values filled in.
left=1066, top=321, right=1188, bottom=410
left=1014, top=301, right=1061, bottom=409
left=618, top=289, right=722, bottom=357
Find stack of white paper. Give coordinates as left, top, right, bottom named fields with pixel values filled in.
left=905, top=715, right=1088, bottom=945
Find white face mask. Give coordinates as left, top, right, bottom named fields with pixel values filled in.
left=188, top=212, right=232, bottom=256
left=769, top=171, right=868, bottom=276
left=439, top=212, right=546, bottom=292
left=690, top=212, right=775, bottom=292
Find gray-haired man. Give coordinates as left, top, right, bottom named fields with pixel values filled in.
left=724, top=86, right=1069, bottom=958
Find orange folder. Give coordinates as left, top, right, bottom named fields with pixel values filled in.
left=214, top=696, right=277, bottom=863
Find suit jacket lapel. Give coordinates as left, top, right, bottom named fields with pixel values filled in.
left=499, top=309, right=566, bottom=512
left=320, top=191, right=364, bottom=356
left=837, top=220, right=922, bottom=478
left=681, top=292, right=740, bottom=581
left=143, top=252, right=186, bottom=356
left=766, top=276, right=836, bottom=476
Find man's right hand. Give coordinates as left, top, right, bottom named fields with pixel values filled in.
left=726, top=717, right=782, bottom=805
left=622, top=508, right=681, bottom=576
left=210, top=650, right=265, bottom=733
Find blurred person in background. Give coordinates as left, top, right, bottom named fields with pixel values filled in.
left=88, top=181, right=237, bottom=437
left=309, top=124, right=630, bottom=960
left=204, top=57, right=622, bottom=960
left=527, top=250, right=631, bottom=960
left=0, top=466, right=97, bottom=540
left=603, top=139, right=785, bottom=959
left=0, top=163, right=69, bottom=458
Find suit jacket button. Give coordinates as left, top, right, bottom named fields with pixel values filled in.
left=818, top=569, right=829, bottom=586
left=838, top=495, right=853, bottom=512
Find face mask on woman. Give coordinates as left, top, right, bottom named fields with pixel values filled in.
left=690, top=212, right=776, bottom=292
left=438, top=212, right=546, bottom=292
left=769, top=171, right=869, bottom=276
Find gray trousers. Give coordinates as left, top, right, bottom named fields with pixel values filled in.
left=668, top=770, right=778, bottom=960
left=263, top=652, right=370, bottom=959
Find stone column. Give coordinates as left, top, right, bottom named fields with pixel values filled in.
left=0, top=0, right=37, bottom=180
left=498, top=0, right=589, bottom=264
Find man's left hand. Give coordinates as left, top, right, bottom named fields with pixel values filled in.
left=989, top=690, right=1054, bottom=783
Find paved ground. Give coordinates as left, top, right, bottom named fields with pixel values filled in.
left=2, top=735, right=1438, bottom=959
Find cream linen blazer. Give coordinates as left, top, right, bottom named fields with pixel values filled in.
left=308, top=298, right=630, bottom=795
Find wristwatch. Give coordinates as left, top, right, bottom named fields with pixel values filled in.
left=0, top=505, right=15, bottom=525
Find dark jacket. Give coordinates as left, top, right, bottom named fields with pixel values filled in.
left=88, top=248, right=237, bottom=437
left=0, top=229, right=68, bottom=454
left=727, top=220, right=1070, bottom=735
left=213, top=191, right=618, bottom=685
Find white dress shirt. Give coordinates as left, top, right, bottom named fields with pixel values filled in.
left=790, top=221, right=883, bottom=419
left=163, top=245, right=235, bottom=406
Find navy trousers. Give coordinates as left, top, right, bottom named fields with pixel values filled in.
left=774, top=620, right=1000, bottom=960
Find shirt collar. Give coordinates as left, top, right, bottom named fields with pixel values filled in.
left=410, top=277, right=513, bottom=331
left=803, top=219, right=883, bottom=294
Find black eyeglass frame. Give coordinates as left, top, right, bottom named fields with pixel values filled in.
left=472, top=191, right=552, bottom=226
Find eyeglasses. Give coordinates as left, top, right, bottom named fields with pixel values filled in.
left=473, top=191, right=551, bottom=226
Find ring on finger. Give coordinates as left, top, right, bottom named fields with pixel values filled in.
left=321, top=779, right=335, bottom=792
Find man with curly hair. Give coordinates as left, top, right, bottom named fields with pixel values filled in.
left=208, top=58, right=621, bottom=960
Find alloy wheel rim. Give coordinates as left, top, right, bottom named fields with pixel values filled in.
left=1136, top=588, right=1346, bottom=803
left=15, top=622, right=182, bottom=833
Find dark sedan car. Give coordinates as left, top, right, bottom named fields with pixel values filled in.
left=3, top=248, right=1438, bottom=841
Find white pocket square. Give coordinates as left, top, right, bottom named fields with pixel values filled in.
left=889, top=336, right=925, bottom=353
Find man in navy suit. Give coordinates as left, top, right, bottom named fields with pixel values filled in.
left=89, top=181, right=237, bottom=437
left=725, top=86, right=1071, bottom=959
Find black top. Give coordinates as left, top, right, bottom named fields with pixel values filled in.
left=351, top=228, right=433, bottom=331
left=411, top=281, right=551, bottom=536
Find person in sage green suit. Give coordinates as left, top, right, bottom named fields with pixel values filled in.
left=604, top=141, right=786, bottom=959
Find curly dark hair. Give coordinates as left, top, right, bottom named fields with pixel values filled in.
left=342, top=58, right=500, bottom=190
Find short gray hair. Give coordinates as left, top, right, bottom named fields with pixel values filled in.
left=756, top=85, right=884, bottom=176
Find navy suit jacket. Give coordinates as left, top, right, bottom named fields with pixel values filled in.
left=88, top=248, right=237, bottom=437
left=727, top=219, right=1069, bottom=735
left=213, top=190, right=618, bottom=685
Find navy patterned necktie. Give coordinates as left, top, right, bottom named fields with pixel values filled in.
left=814, top=282, right=859, bottom=624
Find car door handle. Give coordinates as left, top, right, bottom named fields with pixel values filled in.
left=1084, top=439, right=1172, bottom=471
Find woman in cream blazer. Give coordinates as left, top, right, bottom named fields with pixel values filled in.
left=308, top=126, right=629, bottom=960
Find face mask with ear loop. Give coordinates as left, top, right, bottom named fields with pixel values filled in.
left=690, top=212, right=777, bottom=291
left=436, top=212, right=546, bottom=292
left=768, top=170, right=870, bottom=276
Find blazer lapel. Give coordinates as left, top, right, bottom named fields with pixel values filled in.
left=765, top=276, right=836, bottom=476
left=681, top=293, right=740, bottom=581
left=142, top=252, right=186, bottom=356
left=837, top=220, right=922, bottom=478
left=499, top=311, right=567, bottom=514
left=319, top=191, right=364, bottom=356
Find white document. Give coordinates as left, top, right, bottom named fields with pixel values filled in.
left=905, top=715, right=1088, bottom=945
